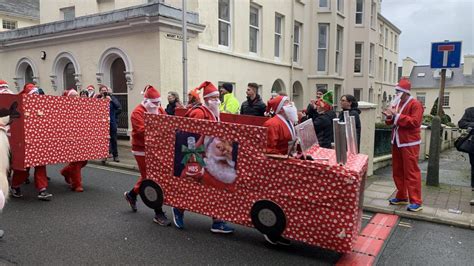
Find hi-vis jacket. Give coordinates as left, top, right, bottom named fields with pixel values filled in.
left=385, top=96, right=424, bottom=148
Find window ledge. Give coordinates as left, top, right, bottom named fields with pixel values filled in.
left=355, top=24, right=365, bottom=28
left=353, top=73, right=364, bottom=77
left=318, top=9, right=331, bottom=13
left=337, top=11, right=345, bottom=18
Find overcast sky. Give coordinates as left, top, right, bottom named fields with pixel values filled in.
left=381, top=0, right=473, bottom=65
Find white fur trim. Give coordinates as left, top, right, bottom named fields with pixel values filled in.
left=275, top=96, right=288, bottom=114
left=0, top=126, right=10, bottom=209
left=132, top=150, right=145, bottom=156
left=203, top=90, right=219, bottom=98
left=395, top=86, right=410, bottom=94
left=145, top=97, right=161, bottom=103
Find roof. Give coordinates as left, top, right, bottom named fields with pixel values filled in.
left=378, top=13, right=402, bottom=34
left=409, top=65, right=474, bottom=89
left=0, top=0, right=39, bottom=20
left=0, top=2, right=202, bottom=44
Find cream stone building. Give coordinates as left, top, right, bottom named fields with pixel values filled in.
left=0, top=0, right=400, bottom=135
left=0, top=0, right=39, bottom=32
left=400, top=55, right=474, bottom=125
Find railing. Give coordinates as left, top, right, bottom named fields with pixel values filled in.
left=374, top=129, right=392, bottom=157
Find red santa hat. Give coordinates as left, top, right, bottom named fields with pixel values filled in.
left=63, top=88, right=78, bottom=97
left=19, top=83, right=39, bottom=95
left=87, top=85, right=95, bottom=91
left=395, top=78, right=411, bottom=94
left=267, top=95, right=288, bottom=115
left=196, top=81, right=219, bottom=99
left=142, top=85, right=161, bottom=102
left=0, top=80, right=8, bottom=88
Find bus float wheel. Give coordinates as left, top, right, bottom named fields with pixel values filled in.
left=250, top=200, right=286, bottom=237
left=139, top=180, right=164, bottom=210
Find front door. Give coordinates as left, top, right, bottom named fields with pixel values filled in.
left=111, top=58, right=129, bottom=136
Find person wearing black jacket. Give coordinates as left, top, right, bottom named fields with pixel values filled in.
left=458, top=107, right=474, bottom=195
left=338, top=94, right=361, bottom=151
left=165, top=91, right=183, bottom=115
left=313, top=91, right=336, bottom=148
left=98, top=85, right=122, bottom=162
left=302, top=87, right=327, bottom=122
left=240, top=82, right=266, bottom=116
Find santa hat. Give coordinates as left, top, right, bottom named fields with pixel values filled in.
left=317, top=91, right=334, bottom=111
left=0, top=80, right=8, bottom=88
left=267, top=95, right=288, bottom=115
left=87, top=85, right=95, bottom=91
left=19, top=83, right=39, bottom=95
left=196, top=81, right=219, bottom=99
left=395, top=78, right=411, bottom=94
left=142, top=85, right=161, bottom=102
left=63, top=88, right=78, bottom=97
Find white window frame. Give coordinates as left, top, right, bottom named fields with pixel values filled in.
left=378, top=56, right=383, bottom=80
left=218, top=0, right=232, bottom=48
left=319, top=0, right=330, bottom=10
left=61, top=6, right=75, bottom=21
left=316, top=84, right=328, bottom=92
left=390, top=31, right=394, bottom=50
left=389, top=62, right=393, bottom=83
left=355, top=0, right=364, bottom=25
left=385, top=28, right=389, bottom=47
left=249, top=4, right=261, bottom=55
left=274, top=14, right=283, bottom=59
left=416, top=92, right=426, bottom=106
left=369, top=43, right=375, bottom=76
left=394, top=35, right=398, bottom=52
left=317, top=23, right=329, bottom=72
left=442, top=92, right=450, bottom=107
left=293, top=22, right=302, bottom=64
left=337, top=0, right=344, bottom=13
left=370, top=1, right=376, bottom=29
left=354, top=42, right=363, bottom=74
left=2, top=19, right=17, bottom=30
left=354, top=88, right=362, bottom=101
left=379, top=24, right=384, bottom=45
left=384, top=59, right=388, bottom=82
left=335, top=26, right=343, bottom=75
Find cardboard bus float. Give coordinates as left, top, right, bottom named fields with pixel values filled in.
left=139, top=112, right=368, bottom=253
left=0, top=94, right=109, bottom=170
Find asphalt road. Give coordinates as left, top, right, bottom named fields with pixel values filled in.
left=0, top=164, right=473, bottom=265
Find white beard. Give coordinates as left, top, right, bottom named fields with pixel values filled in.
left=0, top=117, right=11, bottom=210
left=283, top=105, right=298, bottom=124
left=143, top=101, right=160, bottom=114
left=203, top=138, right=236, bottom=184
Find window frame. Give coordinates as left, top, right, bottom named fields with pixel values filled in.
left=335, top=26, right=343, bottom=75
left=416, top=92, right=426, bottom=107
left=355, top=0, right=364, bottom=25
left=394, top=35, right=398, bottom=52
left=2, top=19, right=17, bottom=30
left=249, top=4, right=261, bottom=55
left=274, top=13, right=284, bottom=59
left=317, top=23, right=329, bottom=72
left=442, top=92, right=450, bottom=107
left=370, top=0, right=376, bottom=29
left=354, top=42, right=363, bottom=74
left=61, top=6, right=76, bottom=21
left=337, top=0, right=344, bottom=13
left=218, top=0, right=232, bottom=48
left=369, top=43, right=375, bottom=76
left=319, top=0, right=330, bottom=11
left=354, top=88, right=362, bottom=101
left=293, top=22, right=302, bottom=64
left=384, top=59, right=388, bottom=82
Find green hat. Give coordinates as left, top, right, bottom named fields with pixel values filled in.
left=321, top=91, right=333, bottom=106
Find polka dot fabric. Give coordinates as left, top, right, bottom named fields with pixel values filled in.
left=145, top=114, right=368, bottom=253
left=21, top=94, right=109, bottom=168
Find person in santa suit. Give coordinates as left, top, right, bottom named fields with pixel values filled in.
left=0, top=80, right=13, bottom=94
left=172, top=81, right=235, bottom=234
left=10, top=83, right=53, bottom=201
left=383, top=78, right=424, bottom=212
left=60, top=88, right=87, bottom=192
left=86, top=85, right=96, bottom=98
left=263, top=95, right=298, bottom=155
left=123, top=85, right=171, bottom=226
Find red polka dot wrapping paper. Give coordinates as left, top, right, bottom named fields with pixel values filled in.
left=145, top=114, right=368, bottom=253
left=8, top=94, right=109, bottom=169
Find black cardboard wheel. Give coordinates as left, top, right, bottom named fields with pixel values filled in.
left=139, top=180, right=164, bottom=210
left=250, top=200, right=286, bottom=237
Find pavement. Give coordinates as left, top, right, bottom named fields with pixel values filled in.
left=94, top=140, right=474, bottom=230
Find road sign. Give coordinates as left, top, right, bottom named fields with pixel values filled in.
left=430, top=41, right=462, bottom=69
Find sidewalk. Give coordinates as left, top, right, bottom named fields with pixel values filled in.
left=91, top=143, right=474, bottom=229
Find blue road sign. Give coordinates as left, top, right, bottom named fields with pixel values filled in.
left=430, top=41, right=462, bottom=69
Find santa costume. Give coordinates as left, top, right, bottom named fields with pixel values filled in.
left=10, top=83, right=52, bottom=201
left=263, top=95, right=296, bottom=155
left=123, top=85, right=170, bottom=225
left=0, top=80, right=13, bottom=94
left=385, top=78, right=424, bottom=211
left=60, top=89, right=87, bottom=192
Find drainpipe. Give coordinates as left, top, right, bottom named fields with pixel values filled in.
left=289, top=0, right=295, bottom=101
left=182, top=0, right=188, bottom=104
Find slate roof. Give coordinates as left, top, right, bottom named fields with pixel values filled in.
left=0, top=0, right=39, bottom=20
left=408, top=64, right=474, bottom=89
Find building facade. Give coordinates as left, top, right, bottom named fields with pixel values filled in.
left=401, top=55, right=474, bottom=125
left=0, top=0, right=400, bottom=134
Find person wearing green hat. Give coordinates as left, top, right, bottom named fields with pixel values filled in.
left=313, top=91, right=336, bottom=148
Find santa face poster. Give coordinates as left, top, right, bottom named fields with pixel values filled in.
left=173, top=130, right=239, bottom=191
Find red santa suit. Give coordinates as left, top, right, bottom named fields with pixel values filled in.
left=131, top=85, right=166, bottom=194
left=262, top=96, right=296, bottom=155
left=385, top=79, right=424, bottom=205
left=11, top=83, right=49, bottom=192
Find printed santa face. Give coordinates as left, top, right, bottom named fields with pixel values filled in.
left=203, top=137, right=236, bottom=184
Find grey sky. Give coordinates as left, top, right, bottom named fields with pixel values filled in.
left=382, top=0, right=473, bottom=65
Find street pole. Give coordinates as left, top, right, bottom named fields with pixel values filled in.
left=426, top=68, right=446, bottom=186
left=182, top=0, right=188, bottom=104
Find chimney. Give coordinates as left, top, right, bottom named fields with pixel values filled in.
left=401, top=57, right=417, bottom=78
left=463, top=55, right=474, bottom=76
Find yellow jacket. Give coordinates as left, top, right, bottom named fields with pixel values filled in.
left=219, top=93, right=240, bottom=114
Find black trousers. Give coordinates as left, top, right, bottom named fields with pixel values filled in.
left=469, top=153, right=474, bottom=188
left=110, top=124, right=118, bottom=157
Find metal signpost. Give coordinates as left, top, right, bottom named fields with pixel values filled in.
left=426, top=41, right=462, bottom=186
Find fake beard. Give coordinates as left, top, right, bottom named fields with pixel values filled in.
left=203, top=139, right=236, bottom=184
left=0, top=116, right=11, bottom=210
left=144, top=101, right=159, bottom=114
left=206, top=99, right=221, bottom=118
left=391, top=91, right=403, bottom=107
left=283, top=105, right=298, bottom=124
